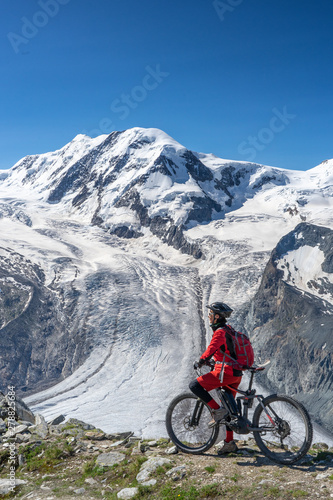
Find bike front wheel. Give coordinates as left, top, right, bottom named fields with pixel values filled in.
left=252, top=394, right=313, bottom=465
left=165, top=392, right=219, bottom=454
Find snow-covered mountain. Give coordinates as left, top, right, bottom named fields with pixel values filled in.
left=0, top=127, right=332, bottom=437
left=3, top=128, right=332, bottom=259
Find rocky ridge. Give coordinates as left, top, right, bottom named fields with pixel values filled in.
left=244, top=223, right=333, bottom=433
left=0, top=246, right=91, bottom=394
left=1, top=396, right=333, bottom=499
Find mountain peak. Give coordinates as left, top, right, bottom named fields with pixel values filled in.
left=1, top=127, right=332, bottom=258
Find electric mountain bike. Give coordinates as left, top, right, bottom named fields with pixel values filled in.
left=165, top=362, right=313, bottom=465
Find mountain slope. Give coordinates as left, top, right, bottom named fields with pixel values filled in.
left=245, top=223, right=333, bottom=432
left=0, top=127, right=332, bottom=437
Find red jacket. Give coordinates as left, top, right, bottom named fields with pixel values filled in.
left=200, top=323, right=242, bottom=377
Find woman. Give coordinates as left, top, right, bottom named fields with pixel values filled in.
left=189, top=302, right=242, bottom=455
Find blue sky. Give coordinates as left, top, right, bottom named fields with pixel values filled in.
left=1, top=0, right=332, bottom=171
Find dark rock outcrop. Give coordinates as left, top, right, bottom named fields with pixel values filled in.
left=244, top=223, right=333, bottom=432
left=0, top=248, right=91, bottom=396
left=115, top=190, right=203, bottom=258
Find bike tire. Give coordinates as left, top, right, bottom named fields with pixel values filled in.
left=252, top=394, right=313, bottom=465
left=165, top=392, right=219, bottom=454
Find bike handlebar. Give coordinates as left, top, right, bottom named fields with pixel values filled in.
left=193, top=359, right=216, bottom=373
left=193, top=359, right=270, bottom=374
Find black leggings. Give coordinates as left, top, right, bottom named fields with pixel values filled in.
left=189, top=379, right=212, bottom=404
left=189, top=379, right=232, bottom=432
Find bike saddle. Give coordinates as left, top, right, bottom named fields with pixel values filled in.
left=248, top=360, right=271, bottom=372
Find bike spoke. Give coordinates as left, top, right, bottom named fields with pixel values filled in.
left=166, top=393, right=219, bottom=453
left=253, top=395, right=312, bottom=465
left=171, top=399, right=211, bottom=446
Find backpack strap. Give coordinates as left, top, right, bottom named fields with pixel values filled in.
left=221, top=325, right=238, bottom=365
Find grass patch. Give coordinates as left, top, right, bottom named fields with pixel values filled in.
left=81, top=459, right=108, bottom=479
left=204, top=466, right=216, bottom=474
left=286, top=490, right=308, bottom=498
left=199, top=483, right=221, bottom=497
left=266, top=486, right=281, bottom=496
left=135, top=485, right=156, bottom=498
left=273, top=469, right=288, bottom=479
left=59, top=423, right=77, bottom=430
left=155, top=463, right=173, bottom=475
left=155, top=439, right=171, bottom=449
left=76, top=454, right=149, bottom=491
left=241, top=485, right=258, bottom=498
left=158, top=484, right=200, bottom=500
left=18, top=440, right=74, bottom=473
left=224, top=484, right=243, bottom=494
left=155, top=465, right=167, bottom=475
left=0, top=449, right=10, bottom=472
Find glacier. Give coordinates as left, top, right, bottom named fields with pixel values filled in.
left=0, top=127, right=332, bottom=440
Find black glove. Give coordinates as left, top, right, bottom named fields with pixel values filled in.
left=193, top=358, right=206, bottom=369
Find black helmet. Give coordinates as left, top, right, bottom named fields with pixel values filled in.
left=206, top=302, right=233, bottom=318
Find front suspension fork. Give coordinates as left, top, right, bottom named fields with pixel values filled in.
left=189, top=400, right=205, bottom=427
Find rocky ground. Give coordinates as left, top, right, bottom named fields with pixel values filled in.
left=1, top=394, right=333, bottom=499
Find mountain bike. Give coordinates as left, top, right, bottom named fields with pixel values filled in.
left=165, top=361, right=313, bottom=465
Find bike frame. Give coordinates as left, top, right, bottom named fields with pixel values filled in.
left=198, top=364, right=280, bottom=433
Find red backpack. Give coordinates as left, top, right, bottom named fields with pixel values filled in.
left=223, top=325, right=254, bottom=370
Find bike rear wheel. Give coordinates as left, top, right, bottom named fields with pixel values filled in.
left=252, top=394, right=312, bottom=465
left=165, top=392, right=219, bottom=454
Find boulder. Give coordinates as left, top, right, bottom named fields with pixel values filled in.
left=48, top=414, right=65, bottom=425
left=96, top=452, right=126, bottom=467
left=136, top=456, right=172, bottom=483
left=117, top=487, right=139, bottom=499
left=0, top=418, right=6, bottom=433
left=85, top=477, right=98, bottom=485
left=0, top=479, right=27, bottom=495
left=73, top=487, right=86, bottom=494
left=15, top=397, right=35, bottom=424
left=166, top=465, right=186, bottom=481
left=30, top=414, right=48, bottom=439
left=84, top=430, right=106, bottom=440
left=166, top=445, right=178, bottom=455
left=65, top=418, right=95, bottom=430
left=14, top=433, right=31, bottom=444
left=140, top=479, right=157, bottom=486
left=0, top=393, right=35, bottom=424
left=2, top=424, right=29, bottom=439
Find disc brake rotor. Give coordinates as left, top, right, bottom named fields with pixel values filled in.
left=278, top=420, right=291, bottom=440
left=183, top=416, right=195, bottom=431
